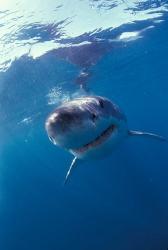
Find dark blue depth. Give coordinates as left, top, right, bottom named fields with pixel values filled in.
left=0, top=3, right=168, bottom=250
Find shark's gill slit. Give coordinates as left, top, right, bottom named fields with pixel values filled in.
left=73, top=124, right=117, bottom=153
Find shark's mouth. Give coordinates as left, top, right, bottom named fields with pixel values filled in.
left=72, top=124, right=117, bottom=154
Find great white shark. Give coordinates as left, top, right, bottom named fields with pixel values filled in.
left=45, top=95, right=166, bottom=184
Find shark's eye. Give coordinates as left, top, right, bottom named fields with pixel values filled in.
left=91, top=113, right=97, bottom=122
left=99, top=100, right=104, bottom=108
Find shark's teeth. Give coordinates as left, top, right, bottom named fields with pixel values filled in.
left=72, top=124, right=116, bottom=154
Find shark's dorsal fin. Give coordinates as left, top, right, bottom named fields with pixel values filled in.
left=128, top=130, right=167, bottom=141
left=64, top=157, right=79, bottom=185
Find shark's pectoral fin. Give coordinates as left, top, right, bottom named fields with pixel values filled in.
left=128, top=130, right=167, bottom=141
left=63, top=157, right=79, bottom=185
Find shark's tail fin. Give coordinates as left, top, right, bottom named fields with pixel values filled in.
left=128, top=130, right=167, bottom=141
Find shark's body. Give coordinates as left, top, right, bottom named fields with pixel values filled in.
left=45, top=95, right=166, bottom=184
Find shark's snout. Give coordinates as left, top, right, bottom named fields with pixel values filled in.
left=46, top=111, right=73, bottom=136
left=45, top=109, right=85, bottom=148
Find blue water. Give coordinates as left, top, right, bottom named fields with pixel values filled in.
left=0, top=1, right=168, bottom=250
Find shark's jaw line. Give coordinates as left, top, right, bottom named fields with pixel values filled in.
left=71, top=124, right=117, bottom=154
